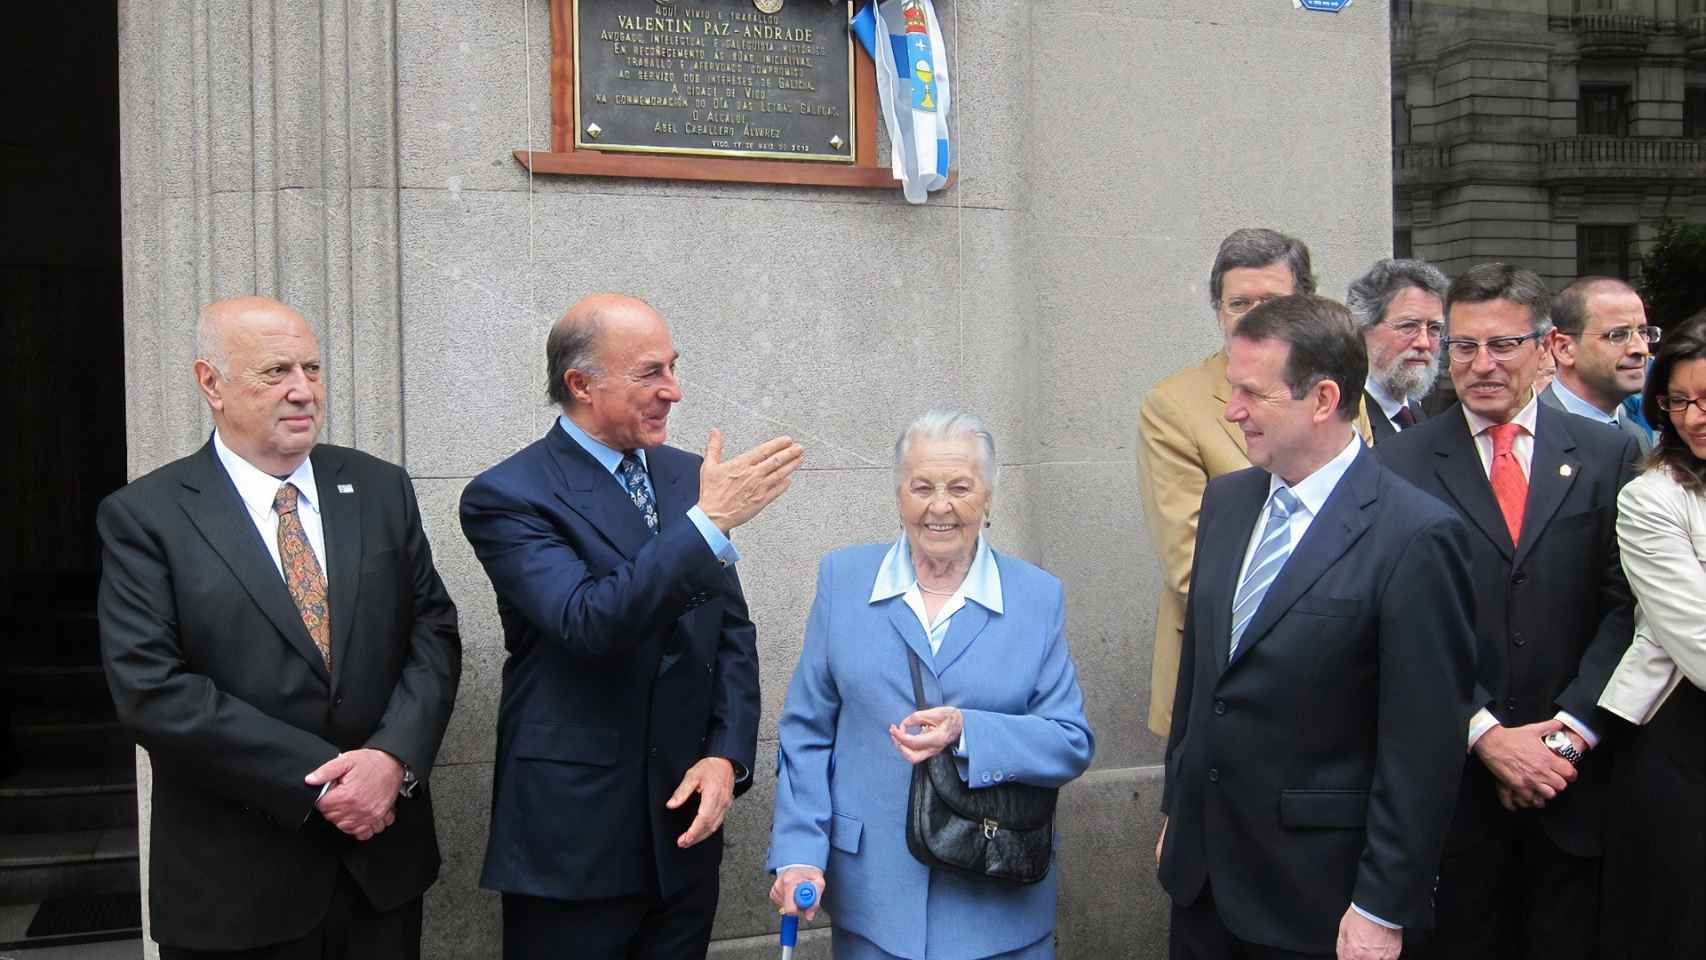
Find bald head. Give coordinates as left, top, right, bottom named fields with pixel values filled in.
left=548, top=294, right=681, bottom=450
left=546, top=293, right=663, bottom=407
left=194, top=296, right=325, bottom=475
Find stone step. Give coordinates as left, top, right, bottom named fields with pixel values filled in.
left=0, top=829, right=140, bottom=907
left=7, top=722, right=134, bottom=771
left=1, top=663, right=113, bottom=709
left=0, top=766, right=137, bottom=834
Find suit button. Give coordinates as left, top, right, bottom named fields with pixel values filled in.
left=1512, top=572, right=1528, bottom=586
left=1506, top=697, right=1519, bottom=712
left=333, top=695, right=344, bottom=707
left=706, top=663, right=713, bottom=673
left=1208, top=768, right=1220, bottom=783
left=981, top=772, right=991, bottom=784
left=649, top=747, right=659, bottom=758
left=1512, top=633, right=1526, bottom=647
left=993, top=771, right=1004, bottom=782
left=1213, top=699, right=1227, bottom=716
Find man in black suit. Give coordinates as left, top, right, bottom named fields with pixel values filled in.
left=1377, top=263, right=1640, bottom=960
left=1538, top=276, right=1655, bottom=455
left=1158, top=295, right=1478, bottom=960
left=1345, top=258, right=1450, bottom=443
left=97, top=296, right=462, bottom=959
left=460, top=293, right=802, bottom=960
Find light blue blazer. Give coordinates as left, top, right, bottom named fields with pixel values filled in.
left=768, top=543, right=1094, bottom=960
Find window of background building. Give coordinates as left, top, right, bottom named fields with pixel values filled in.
left=1579, top=85, right=1630, bottom=138
left=1578, top=225, right=1632, bottom=280
left=1394, top=230, right=1413, bottom=260
left=1687, top=87, right=1706, bottom=140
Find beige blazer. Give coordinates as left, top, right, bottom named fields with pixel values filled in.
left=1599, top=466, right=1706, bottom=724
left=1136, top=350, right=1373, bottom=736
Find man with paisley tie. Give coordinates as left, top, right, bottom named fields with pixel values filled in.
left=459, top=293, right=802, bottom=960
left=96, top=296, right=462, bottom=959
left=1377, top=264, right=1641, bottom=960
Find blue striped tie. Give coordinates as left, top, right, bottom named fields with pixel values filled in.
left=1229, top=487, right=1301, bottom=660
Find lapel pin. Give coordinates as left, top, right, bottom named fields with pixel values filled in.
left=1559, top=465, right=1572, bottom=478
left=338, top=483, right=355, bottom=494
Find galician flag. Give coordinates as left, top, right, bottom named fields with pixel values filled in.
left=852, top=0, right=951, bottom=204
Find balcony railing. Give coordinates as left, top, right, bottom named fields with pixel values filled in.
left=1686, top=14, right=1706, bottom=61
left=1572, top=11, right=1652, bottom=55
left=1542, top=137, right=1706, bottom=181
left=1393, top=144, right=1448, bottom=186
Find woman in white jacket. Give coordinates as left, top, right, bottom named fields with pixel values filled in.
left=1596, top=310, right=1706, bottom=960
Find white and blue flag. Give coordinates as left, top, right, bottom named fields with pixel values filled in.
left=853, top=0, right=951, bottom=204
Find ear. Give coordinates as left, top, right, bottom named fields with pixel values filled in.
left=193, top=359, right=224, bottom=412
left=1548, top=330, right=1575, bottom=367
left=1313, top=379, right=1342, bottom=424
left=564, top=368, right=594, bottom=406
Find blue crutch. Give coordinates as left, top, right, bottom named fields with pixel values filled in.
left=779, top=882, right=817, bottom=960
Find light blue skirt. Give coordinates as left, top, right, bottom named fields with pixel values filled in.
left=831, top=926, right=1054, bottom=960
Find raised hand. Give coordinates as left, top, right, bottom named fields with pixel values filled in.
left=695, top=430, right=804, bottom=533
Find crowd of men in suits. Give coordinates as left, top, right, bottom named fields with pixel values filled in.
left=1141, top=229, right=1659, bottom=960
left=91, top=229, right=1672, bottom=960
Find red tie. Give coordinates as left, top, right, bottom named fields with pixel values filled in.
left=1487, top=422, right=1527, bottom=545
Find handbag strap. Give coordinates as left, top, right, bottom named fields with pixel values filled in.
left=905, top=645, right=929, bottom=711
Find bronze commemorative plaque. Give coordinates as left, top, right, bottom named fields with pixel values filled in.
left=573, top=0, right=856, bottom=163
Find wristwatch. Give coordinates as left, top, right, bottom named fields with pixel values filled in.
left=1542, top=730, right=1583, bottom=767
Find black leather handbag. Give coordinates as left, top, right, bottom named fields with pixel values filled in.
left=903, top=647, right=1057, bottom=885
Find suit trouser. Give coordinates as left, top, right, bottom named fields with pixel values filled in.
left=1168, top=885, right=1332, bottom=960
left=1409, top=807, right=1599, bottom=960
left=158, top=865, right=422, bottom=960
left=501, top=868, right=719, bottom=960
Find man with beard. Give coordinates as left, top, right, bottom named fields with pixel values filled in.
left=1540, top=277, right=1656, bottom=454
left=1346, top=258, right=1450, bottom=442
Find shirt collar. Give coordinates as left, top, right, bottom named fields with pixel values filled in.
left=212, top=430, right=320, bottom=517
left=1548, top=379, right=1618, bottom=424
left=557, top=414, right=648, bottom=479
left=1268, top=433, right=1362, bottom=518
left=1462, top=387, right=1541, bottom=439
left=869, top=532, right=1004, bottom=615
left=1363, top=378, right=1405, bottom=421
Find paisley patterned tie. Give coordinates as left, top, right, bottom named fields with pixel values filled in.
left=273, top=483, right=331, bottom=669
left=617, top=453, right=659, bottom=534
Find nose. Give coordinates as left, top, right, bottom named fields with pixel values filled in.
left=658, top=368, right=683, bottom=403
left=1469, top=345, right=1498, bottom=376
left=283, top=367, right=315, bottom=402
left=1416, top=325, right=1440, bottom=350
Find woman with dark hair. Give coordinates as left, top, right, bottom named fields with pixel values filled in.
left=1596, top=310, right=1706, bottom=959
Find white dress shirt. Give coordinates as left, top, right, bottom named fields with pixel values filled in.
left=212, top=430, right=326, bottom=577
left=1459, top=393, right=1600, bottom=750
left=1235, top=433, right=1363, bottom=587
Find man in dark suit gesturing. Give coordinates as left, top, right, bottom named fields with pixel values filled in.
left=461, top=293, right=802, bottom=960
left=1378, top=264, right=1639, bottom=960
left=1158, top=295, right=1477, bottom=960
left=98, top=296, right=462, bottom=959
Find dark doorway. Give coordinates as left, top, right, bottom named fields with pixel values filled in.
left=1, top=0, right=138, bottom=950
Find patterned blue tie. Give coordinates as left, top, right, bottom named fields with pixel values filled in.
left=617, top=453, right=658, bottom=534
left=1228, top=487, right=1301, bottom=660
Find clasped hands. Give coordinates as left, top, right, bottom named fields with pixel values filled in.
left=889, top=706, right=962, bottom=764
left=1472, top=718, right=1585, bottom=811
left=306, top=748, right=404, bottom=841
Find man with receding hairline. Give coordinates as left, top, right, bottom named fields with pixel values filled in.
left=98, top=295, right=462, bottom=959
left=1541, top=277, right=1655, bottom=454
left=462, top=293, right=803, bottom=960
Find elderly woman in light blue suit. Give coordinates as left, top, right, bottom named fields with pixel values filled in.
left=767, top=410, right=1094, bottom=960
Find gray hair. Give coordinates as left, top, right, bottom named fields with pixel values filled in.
left=1209, top=228, right=1316, bottom=308
left=1445, top=263, right=1553, bottom=335
left=893, top=409, right=997, bottom=494
left=545, top=310, right=608, bottom=407
left=1345, top=258, right=1451, bottom=331
left=195, top=304, right=229, bottom=378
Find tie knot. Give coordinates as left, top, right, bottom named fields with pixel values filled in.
left=1488, top=421, right=1523, bottom=456
left=272, top=482, right=300, bottom=516
left=618, top=453, right=643, bottom=478
left=1271, top=487, right=1300, bottom=519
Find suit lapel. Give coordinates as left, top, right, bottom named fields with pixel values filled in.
left=649, top=449, right=692, bottom=537
left=179, top=444, right=331, bottom=682
left=1366, top=390, right=1396, bottom=444
left=1228, top=450, right=1375, bottom=668
left=1431, top=411, right=1515, bottom=561
left=545, top=426, right=654, bottom=560
left=932, top=602, right=989, bottom=676
left=1618, top=414, right=1652, bottom=455
left=1516, top=407, right=1580, bottom=568
left=314, top=448, right=362, bottom=693
left=1207, top=354, right=1249, bottom=457
left=1209, top=470, right=1269, bottom=676
left=885, top=600, right=937, bottom=674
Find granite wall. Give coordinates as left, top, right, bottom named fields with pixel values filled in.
left=116, top=1, right=1394, bottom=956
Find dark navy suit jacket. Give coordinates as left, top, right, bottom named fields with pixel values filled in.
left=460, top=424, right=760, bottom=903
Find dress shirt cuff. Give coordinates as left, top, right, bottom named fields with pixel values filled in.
left=398, top=765, right=418, bottom=798
left=728, top=758, right=750, bottom=785
left=687, top=506, right=740, bottom=566
left=777, top=863, right=821, bottom=875
left=1554, top=710, right=1599, bottom=749
left=1352, top=904, right=1401, bottom=931
left=952, top=731, right=966, bottom=757
left=1467, top=708, right=1500, bottom=753
left=301, top=780, right=333, bottom=826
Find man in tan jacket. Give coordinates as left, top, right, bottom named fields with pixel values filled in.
left=1137, top=229, right=1372, bottom=735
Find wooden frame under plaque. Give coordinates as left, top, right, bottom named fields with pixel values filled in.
left=516, top=0, right=907, bottom=189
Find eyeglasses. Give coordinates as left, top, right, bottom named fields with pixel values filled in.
left=1379, top=318, right=1446, bottom=342
left=1578, top=325, right=1661, bottom=347
left=1442, top=332, right=1542, bottom=364
left=1655, top=395, right=1706, bottom=415
left=1220, top=294, right=1283, bottom=317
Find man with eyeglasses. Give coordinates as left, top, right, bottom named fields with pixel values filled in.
left=1346, top=258, right=1451, bottom=443
left=1136, top=228, right=1373, bottom=736
left=1540, top=277, right=1657, bottom=454
left=1377, top=263, right=1640, bottom=960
